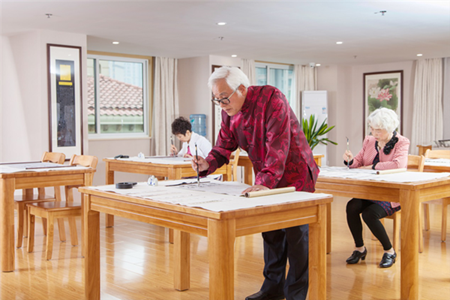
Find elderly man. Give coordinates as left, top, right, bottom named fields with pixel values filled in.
left=193, top=66, right=319, bottom=300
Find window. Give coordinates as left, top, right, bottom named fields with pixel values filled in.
left=255, top=63, right=296, bottom=113
left=87, top=55, right=149, bottom=137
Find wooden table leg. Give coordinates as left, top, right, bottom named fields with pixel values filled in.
left=84, top=194, right=100, bottom=300
left=105, top=167, right=115, bottom=228
left=309, top=203, right=327, bottom=300
left=1, top=178, right=15, bottom=272
left=169, top=228, right=174, bottom=244
left=400, top=189, right=419, bottom=300
left=326, top=202, right=331, bottom=254
left=208, top=218, right=235, bottom=300
left=173, top=230, right=190, bottom=291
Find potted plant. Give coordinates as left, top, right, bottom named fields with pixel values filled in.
left=302, top=114, right=337, bottom=151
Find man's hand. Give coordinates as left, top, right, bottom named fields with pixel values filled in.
left=242, top=185, right=269, bottom=194
left=191, top=155, right=209, bottom=172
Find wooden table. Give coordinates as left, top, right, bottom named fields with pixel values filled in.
left=237, top=154, right=324, bottom=185
left=0, top=164, right=95, bottom=272
left=80, top=186, right=332, bottom=300
left=315, top=174, right=450, bottom=300
left=103, top=158, right=233, bottom=227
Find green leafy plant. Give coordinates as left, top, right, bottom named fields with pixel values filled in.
left=302, top=115, right=337, bottom=151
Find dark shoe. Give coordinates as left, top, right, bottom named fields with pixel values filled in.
left=379, top=251, right=396, bottom=268
left=346, top=248, right=367, bottom=264
left=245, top=290, right=285, bottom=300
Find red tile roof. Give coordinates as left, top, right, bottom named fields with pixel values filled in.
left=87, top=74, right=143, bottom=116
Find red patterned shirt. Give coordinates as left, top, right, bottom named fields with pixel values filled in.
left=203, top=85, right=319, bottom=192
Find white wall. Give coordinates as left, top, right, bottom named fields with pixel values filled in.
left=177, top=55, right=241, bottom=142
left=318, top=60, right=416, bottom=165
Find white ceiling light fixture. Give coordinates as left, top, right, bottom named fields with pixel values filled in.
left=231, top=54, right=237, bottom=57
left=417, top=53, right=423, bottom=56
left=112, top=41, right=119, bottom=45
left=336, top=41, right=343, bottom=45
left=315, top=64, right=321, bottom=67
left=217, top=22, right=226, bottom=26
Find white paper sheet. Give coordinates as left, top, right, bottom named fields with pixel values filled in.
left=89, top=182, right=331, bottom=212
left=110, top=156, right=191, bottom=165
left=425, top=158, right=450, bottom=167
left=0, top=164, right=89, bottom=174
left=319, top=166, right=450, bottom=182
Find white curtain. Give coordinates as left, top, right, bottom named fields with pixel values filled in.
left=443, top=58, right=450, bottom=139
left=411, top=58, right=443, bottom=153
left=242, top=59, right=256, bottom=85
left=153, top=57, right=179, bottom=155
left=294, top=64, right=317, bottom=117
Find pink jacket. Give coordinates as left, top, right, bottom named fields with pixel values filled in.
left=350, top=134, right=410, bottom=170
left=349, top=133, right=409, bottom=209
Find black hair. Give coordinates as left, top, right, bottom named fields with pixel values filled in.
left=171, top=117, right=192, bottom=135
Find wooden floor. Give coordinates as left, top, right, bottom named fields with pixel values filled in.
left=1, top=196, right=450, bottom=299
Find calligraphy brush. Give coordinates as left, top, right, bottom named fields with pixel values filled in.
left=195, top=143, right=200, bottom=187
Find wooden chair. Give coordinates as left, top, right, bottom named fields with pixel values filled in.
left=14, top=152, right=66, bottom=248
left=230, top=148, right=241, bottom=181
left=423, top=149, right=450, bottom=241
left=382, top=155, right=425, bottom=252
left=27, top=154, right=98, bottom=260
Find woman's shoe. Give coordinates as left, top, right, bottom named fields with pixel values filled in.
left=379, top=251, right=396, bottom=268
left=346, top=248, right=367, bottom=264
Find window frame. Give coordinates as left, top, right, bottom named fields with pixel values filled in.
left=255, top=62, right=296, bottom=115
left=87, top=53, right=151, bottom=140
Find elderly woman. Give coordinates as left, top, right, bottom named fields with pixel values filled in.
left=343, top=107, right=409, bottom=268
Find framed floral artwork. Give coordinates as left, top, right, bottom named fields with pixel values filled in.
left=363, top=70, right=403, bottom=139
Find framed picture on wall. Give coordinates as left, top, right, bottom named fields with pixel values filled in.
left=363, top=70, right=403, bottom=139
left=47, top=44, right=83, bottom=157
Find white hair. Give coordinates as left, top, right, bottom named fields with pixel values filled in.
left=367, top=107, right=399, bottom=133
left=208, top=66, right=250, bottom=91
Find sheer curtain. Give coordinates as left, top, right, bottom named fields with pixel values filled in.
left=294, top=64, right=317, bottom=117
left=411, top=58, right=443, bottom=153
left=443, top=58, right=450, bottom=139
left=242, top=59, right=256, bottom=85
left=153, top=57, right=179, bottom=155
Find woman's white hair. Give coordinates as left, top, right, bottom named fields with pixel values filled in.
left=367, top=107, right=399, bottom=133
left=208, top=66, right=250, bottom=91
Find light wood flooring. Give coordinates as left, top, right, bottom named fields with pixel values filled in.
left=1, top=196, right=450, bottom=299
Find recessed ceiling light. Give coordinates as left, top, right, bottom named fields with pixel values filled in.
left=336, top=41, right=343, bottom=45
left=315, top=64, right=321, bottom=67
left=231, top=54, right=237, bottom=58
left=417, top=53, right=423, bottom=56
left=217, top=22, right=226, bottom=26
left=112, top=41, right=119, bottom=45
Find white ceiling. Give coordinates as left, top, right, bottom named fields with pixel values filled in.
left=2, top=0, right=450, bottom=65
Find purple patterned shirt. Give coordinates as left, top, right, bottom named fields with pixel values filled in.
left=203, top=85, right=319, bottom=192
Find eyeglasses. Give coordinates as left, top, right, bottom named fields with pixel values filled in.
left=211, top=87, right=238, bottom=106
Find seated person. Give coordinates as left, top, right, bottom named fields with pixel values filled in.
left=170, top=116, right=212, bottom=158
left=343, top=107, right=409, bottom=268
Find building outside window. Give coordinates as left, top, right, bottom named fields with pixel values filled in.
left=87, top=55, right=149, bottom=137
left=255, top=62, right=296, bottom=115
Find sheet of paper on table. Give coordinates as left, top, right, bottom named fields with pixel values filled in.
left=425, top=158, right=450, bottom=166
left=112, top=156, right=192, bottom=165
left=91, top=181, right=330, bottom=212
left=319, top=166, right=450, bottom=182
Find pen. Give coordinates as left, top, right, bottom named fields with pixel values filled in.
left=170, top=136, right=175, bottom=156
left=346, top=136, right=350, bottom=169
left=195, top=143, right=200, bottom=187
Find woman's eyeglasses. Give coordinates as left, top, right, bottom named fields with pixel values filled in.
left=211, top=87, right=238, bottom=106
